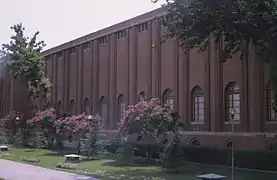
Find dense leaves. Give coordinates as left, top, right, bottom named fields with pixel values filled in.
left=1, top=23, right=51, bottom=110
left=54, top=114, right=101, bottom=135
left=118, top=98, right=173, bottom=141
left=27, top=108, right=57, bottom=148
left=118, top=98, right=183, bottom=163
left=154, top=0, right=277, bottom=105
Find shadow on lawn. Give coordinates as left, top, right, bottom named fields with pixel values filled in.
left=24, top=149, right=37, bottom=152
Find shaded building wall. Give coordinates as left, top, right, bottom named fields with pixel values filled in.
left=0, top=65, right=33, bottom=120
left=1, top=8, right=277, bottom=149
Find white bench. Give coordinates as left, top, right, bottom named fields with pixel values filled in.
left=64, top=154, right=81, bottom=162
left=197, top=174, right=226, bottom=180
left=0, top=146, right=8, bottom=151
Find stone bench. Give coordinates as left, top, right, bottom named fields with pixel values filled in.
left=64, top=154, right=81, bottom=162
left=0, top=146, right=8, bottom=151
left=197, top=174, right=226, bottom=180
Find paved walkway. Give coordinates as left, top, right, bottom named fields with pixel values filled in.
left=0, top=159, right=98, bottom=180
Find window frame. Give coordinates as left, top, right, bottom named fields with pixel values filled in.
left=225, top=82, right=240, bottom=122
left=191, top=86, right=204, bottom=123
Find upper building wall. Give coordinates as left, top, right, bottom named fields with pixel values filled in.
left=42, top=7, right=168, bottom=56
left=42, top=7, right=275, bottom=133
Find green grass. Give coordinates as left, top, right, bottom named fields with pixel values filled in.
left=1, top=146, right=277, bottom=180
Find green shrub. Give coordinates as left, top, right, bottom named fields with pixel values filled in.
left=116, top=143, right=136, bottom=164
left=0, top=152, right=13, bottom=158
left=116, top=141, right=277, bottom=171
left=0, top=136, right=7, bottom=144
left=182, top=146, right=277, bottom=170
left=21, top=156, right=40, bottom=163
left=160, top=135, right=185, bottom=171
left=56, top=162, right=77, bottom=169
left=104, top=140, right=122, bottom=154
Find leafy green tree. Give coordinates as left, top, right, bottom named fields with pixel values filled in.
left=154, top=0, right=277, bottom=104
left=1, top=23, right=52, bottom=111
left=80, top=131, right=104, bottom=159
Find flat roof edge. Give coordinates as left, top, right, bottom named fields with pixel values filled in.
left=43, top=6, right=167, bottom=56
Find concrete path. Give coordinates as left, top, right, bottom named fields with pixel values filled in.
left=0, top=159, right=99, bottom=180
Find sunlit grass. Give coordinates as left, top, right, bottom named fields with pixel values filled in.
left=1, top=146, right=276, bottom=180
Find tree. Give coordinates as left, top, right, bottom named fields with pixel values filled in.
left=1, top=23, right=52, bottom=111
left=154, top=0, right=277, bottom=105
left=118, top=98, right=183, bottom=163
left=54, top=114, right=103, bottom=154
left=27, top=108, right=57, bottom=148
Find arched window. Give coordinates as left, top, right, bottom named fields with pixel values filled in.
left=267, top=83, right=277, bottom=121
left=99, top=96, right=107, bottom=123
left=226, top=82, right=240, bottom=121
left=162, top=89, right=174, bottom=109
left=138, top=91, right=146, bottom=102
left=69, top=99, right=75, bottom=115
left=191, top=86, right=204, bottom=122
left=118, top=94, right=126, bottom=122
left=57, top=101, right=62, bottom=115
left=83, top=98, right=90, bottom=114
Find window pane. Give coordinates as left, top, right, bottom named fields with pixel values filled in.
left=234, top=94, right=240, bottom=101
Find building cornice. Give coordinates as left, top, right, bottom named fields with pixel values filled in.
left=42, top=7, right=168, bottom=56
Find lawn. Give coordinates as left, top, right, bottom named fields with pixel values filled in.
left=0, top=146, right=277, bottom=180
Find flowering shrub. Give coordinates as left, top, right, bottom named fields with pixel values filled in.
left=25, top=109, right=56, bottom=148
left=118, top=98, right=181, bottom=163
left=27, top=108, right=56, bottom=125
left=54, top=114, right=101, bottom=135
left=54, top=114, right=103, bottom=154
left=0, top=111, right=23, bottom=136
left=119, top=98, right=173, bottom=141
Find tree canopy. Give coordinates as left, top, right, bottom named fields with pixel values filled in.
left=154, top=0, right=277, bottom=103
left=1, top=23, right=51, bottom=110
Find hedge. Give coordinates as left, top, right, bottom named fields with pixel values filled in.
left=104, top=140, right=277, bottom=171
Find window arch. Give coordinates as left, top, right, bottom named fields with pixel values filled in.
left=99, top=96, right=107, bottom=123
left=162, top=89, right=174, bottom=109
left=226, top=82, right=240, bottom=121
left=138, top=91, right=146, bottom=102
left=267, top=83, right=277, bottom=121
left=69, top=99, right=75, bottom=115
left=191, top=86, right=204, bottom=122
left=83, top=98, right=90, bottom=115
left=118, top=94, right=126, bottom=122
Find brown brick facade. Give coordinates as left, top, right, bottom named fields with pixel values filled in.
left=1, top=7, right=277, bottom=150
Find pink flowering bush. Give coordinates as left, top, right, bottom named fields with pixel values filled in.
left=26, top=108, right=57, bottom=148
left=119, top=98, right=173, bottom=139
left=54, top=114, right=101, bottom=135
left=118, top=98, right=180, bottom=163
left=28, top=108, right=56, bottom=125
left=54, top=114, right=102, bottom=154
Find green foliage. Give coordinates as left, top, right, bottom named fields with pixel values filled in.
left=1, top=23, right=51, bottom=109
left=79, top=115, right=104, bottom=158
left=0, top=152, right=13, bottom=158
left=80, top=131, right=104, bottom=159
left=13, top=131, right=24, bottom=147
left=160, top=135, right=185, bottom=171
left=116, top=142, right=136, bottom=164
left=28, top=128, right=48, bottom=148
left=155, top=0, right=277, bottom=105
left=56, top=162, right=77, bottom=169
left=21, top=156, right=40, bottom=163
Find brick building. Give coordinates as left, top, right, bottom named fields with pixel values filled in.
left=1, top=7, right=277, bottom=150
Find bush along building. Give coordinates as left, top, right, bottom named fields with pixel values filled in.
left=1, top=7, right=277, bottom=151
